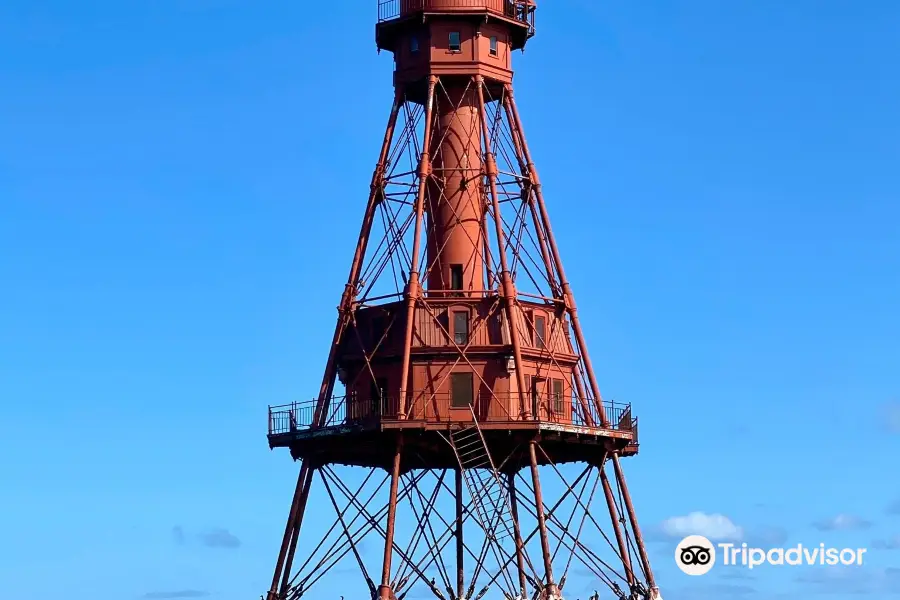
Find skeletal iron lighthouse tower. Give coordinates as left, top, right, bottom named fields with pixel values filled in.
left=264, top=2, right=662, bottom=599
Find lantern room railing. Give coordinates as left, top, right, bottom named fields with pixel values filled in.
left=377, top=0, right=536, bottom=32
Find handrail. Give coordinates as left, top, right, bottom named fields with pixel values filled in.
left=377, top=0, right=535, bottom=29
left=268, top=392, right=638, bottom=438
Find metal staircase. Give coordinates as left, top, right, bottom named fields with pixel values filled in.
left=448, top=409, right=518, bottom=546
left=443, top=408, right=547, bottom=600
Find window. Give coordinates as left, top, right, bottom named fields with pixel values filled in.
left=450, top=372, right=473, bottom=408
left=371, top=316, right=386, bottom=345
left=453, top=311, right=469, bottom=345
left=410, top=35, right=419, bottom=53
left=450, top=264, right=463, bottom=292
left=489, top=36, right=498, bottom=56
left=534, top=314, right=546, bottom=349
left=449, top=31, right=461, bottom=52
left=552, top=379, right=563, bottom=415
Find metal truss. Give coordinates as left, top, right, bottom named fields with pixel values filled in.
left=323, top=75, right=622, bottom=427
left=263, top=74, right=661, bottom=600
left=267, top=442, right=658, bottom=600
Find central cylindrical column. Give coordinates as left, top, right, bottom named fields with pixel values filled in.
left=426, top=83, right=486, bottom=293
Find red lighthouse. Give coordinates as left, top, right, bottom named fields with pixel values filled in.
left=264, top=2, right=662, bottom=599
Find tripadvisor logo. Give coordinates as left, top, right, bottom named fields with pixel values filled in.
left=675, top=535, right=716, bottom=575
left=675, top=536, right=868, bottom=574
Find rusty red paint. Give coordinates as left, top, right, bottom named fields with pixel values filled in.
left=263, top=3, right=660, bottom=599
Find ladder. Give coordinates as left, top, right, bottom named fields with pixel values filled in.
left=448, top=409, right=518, bottom=545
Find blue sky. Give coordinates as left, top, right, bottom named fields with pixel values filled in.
left=1, top=1, right=898, bottom=599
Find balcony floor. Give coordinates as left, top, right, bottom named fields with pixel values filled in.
left=268, top=418, right=638, bottom=471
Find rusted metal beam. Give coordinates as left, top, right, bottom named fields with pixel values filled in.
left=527, top=441, right=559, bottom=598
left=455, top=468, right=465, bottom=600
left=506, top=471, right=528, bottom=598
left=379, top=435, right=405, bottom=600
left=397, top=76, right=437, bottom=419
left=264, top=4, right=659, bottom=598
left=611, top=452, right=657, bottom=594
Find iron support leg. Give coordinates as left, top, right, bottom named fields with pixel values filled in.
left=503, top=84, right=608, bottom=426
left=379, top=435, right=404, bottom=599
left=455, top=467, right=465, bottom=600
left=278, top=465, right=315, bottom=596
left=396, top=76, right=437, bottom=419
left=474, top=76, right=531, bottom=419
left=528, top=442, right=559, bottom=599
left=313, top=88, right=404, bottom=426
left=507, top=471, right=528, bottom=598
left=611, top=453, right=657, bottom=594
left=600, top=465, right=634, bottom=587
left=267, top=462, right=312, bottom=600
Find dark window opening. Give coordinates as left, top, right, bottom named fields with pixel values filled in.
left=450, top=264, right=464, bottom=292
left=534, top=315, right=546, bottom=348
left=552, top=379, right=564, bottom=415
left=489, top=36, right=498, bottom=56
left=453, top=311, right=469, bottom=345
left=410, top=35, right=419, bottom=53
left=371, top=316, right=386, bottom=346
left=450, top=372, right=474, bottom=408
left=449, top=31, right=461, bottom=52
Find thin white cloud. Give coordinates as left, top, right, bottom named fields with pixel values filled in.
left=198, top=527, right=241, bottom=549
left=660, top=512, right=744, bottom=541
left=812, top=514, right=872, bottom=531
left=873, top=535, right=900, bottom=550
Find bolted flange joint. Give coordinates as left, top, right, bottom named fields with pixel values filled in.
left=498, top=271, right=516, bottom=301
left=418, top=152, right=432, bottom=179
left=339, top=283, right=358, bottom=313
left=370, top=162, right=386, bottom=187
left=561, top=283, right=577, bottom=312
left=485, top=153, right=499, bottom=178
left=370, top=171, right=387, bottom=205
left=404, top=272, right=422, bottom=300
left=526, top=162, right=541, bottom=187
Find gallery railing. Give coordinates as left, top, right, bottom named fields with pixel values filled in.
left=377, top=0, right=535, bottom=32
left=269, top=392, right=637, bottom=440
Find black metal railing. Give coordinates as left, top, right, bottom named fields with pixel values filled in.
left=268, top=392, right=637, bottom=437
left=504, top=0, right=536, bottom=36
left=267, top=397, right=350, bottom=434
left=377, top=0, right=400, bottom=21
left=377, top=0, right=535, bottom=31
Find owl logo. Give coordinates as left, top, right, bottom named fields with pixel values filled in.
left=675, top=535, right=716, bottom=575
